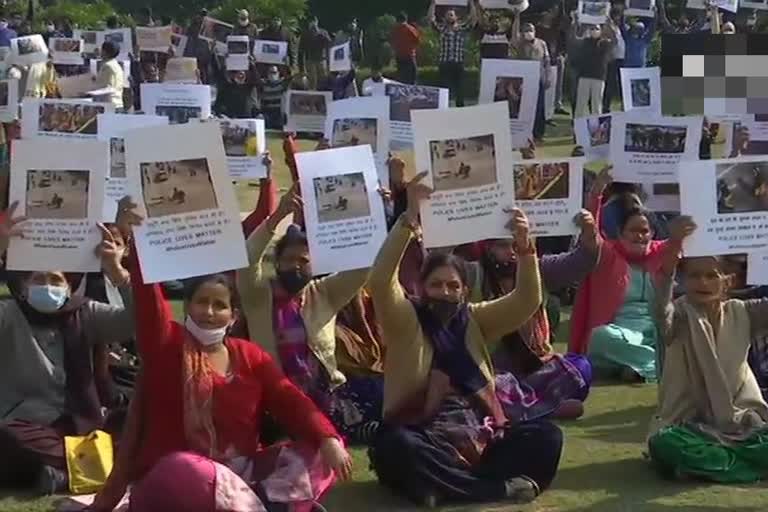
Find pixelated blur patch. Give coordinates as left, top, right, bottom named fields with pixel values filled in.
left=661, top=33, right=768, bottom=116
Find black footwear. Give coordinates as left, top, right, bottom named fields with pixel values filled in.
left=504, top=476, right=539, bottom=504
left=36, top=465, right=67, bottom=496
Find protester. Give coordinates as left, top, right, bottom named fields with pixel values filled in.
left=648, top=247, right=768, bottom=484
left=334, top=19, right=365, bottom=64
left=212, top=63, right=259, bottom=119
left=569, top=13, right=616, bottom=118
left=602, top=6, right=625, bottom=113
left=361, top=67, right=394, bottom=96
left=0, top=205, right=134, bottom=494
left=233, top=9, right=258, bottom=40
left=510, top=19, right=551, bottom=142
left=299, top=17, right=333, bottom=89
left=390, top=11, right=421, bottom=85
left=258, top=16, right=294, bottom=71
left=318, top=67, right=358, bottom=100
left=622, top=17, right=655, bottom=68
left=428, top=0, right=480, bottom=108
left=535, top=4, right=569, bottom=116
left=368, top=174, right=563, bottom=507
left=0, top=14, right=17, bottom=47
left=477, top=10, right=513, bottom=59
left=185, top=10, right=214, bottom=85
left=94, top=41, right=125, bottom=110
left=257, top=65, right=292, bottom=129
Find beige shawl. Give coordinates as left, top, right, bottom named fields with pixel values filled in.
left=650, top=297, right=768, bottom=442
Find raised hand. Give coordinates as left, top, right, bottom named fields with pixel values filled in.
left=669, top=215, right=697, bottom=243
left=404, top=171, right=433, bottom=224
left=276, top=184, right=304, bottom=220
left=504, top=207, right=533, bottom=253
left=97, top=224, right=129, bottom=285
left=592, top=164, right=613, bottom=195
left=0, top=201, right=27, bottom=254
left=115, top=196, right=143, bottom=241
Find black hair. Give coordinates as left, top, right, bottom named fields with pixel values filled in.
left=397, top=12, right=408, bottom=22
left=101, top=40, right=120, bottom=59
left=618, top=206, right=652, bottom=234
left=678, top=256, right=725, bottom=275
left=274, top=226, right=308, bottom=260
left=182, top=273, right=240, bottom=309
left=606, top=182, right=640, bottom=198
left=420, top=252, right=469, bottom=287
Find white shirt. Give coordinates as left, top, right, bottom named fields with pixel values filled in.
left=362, top=76, right=395, bottom=96
left=613, top=28, right=626, bottom=60
left=96, top=58, right=125, bottom=109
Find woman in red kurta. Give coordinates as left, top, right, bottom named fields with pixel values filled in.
left=90, top=198, right=352, bottom=512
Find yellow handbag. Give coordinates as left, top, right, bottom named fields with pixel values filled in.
left=63, top=430, right=114, bottom=495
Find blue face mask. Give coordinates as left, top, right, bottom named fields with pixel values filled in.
left=26, top=285, right=70, bottom=313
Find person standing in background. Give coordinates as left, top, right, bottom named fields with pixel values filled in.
left=335, top=19, right=364, bottom=65
left=569, top=12, right=615, bottom=118
left=299, top=17, right=332, bottom=89
left=95, top=41, right=125, bottom=111
left=510, top=19, right=551, bottom=142
left=476, top=8, right=513, bottom=59
left=622, top=15, right=655, bottom=68
left=233, top=9, right=259, bottom=40
left=0, top=13, right=17, bottom=47
left=602, top=6, right=625, bottom=113
left=259, top=16, right=295, bottom=71
left=390, top=12, right=421, bottom=85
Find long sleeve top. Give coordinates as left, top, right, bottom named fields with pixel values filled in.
left=298, top=28, right=332, bottom=70
left=390, top=23, right=421, bottom=59
left=96, top=58, right=125, bottom=109
left=622, top=18, right=655, bottom=68
left=369, top=216, right=542, bottom=419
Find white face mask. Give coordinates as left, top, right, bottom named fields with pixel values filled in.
left=185, top=315, right=228, bottom=346
left=47, top=25, right=55, bottom=32
left=523, top=32, right=535, bottom=41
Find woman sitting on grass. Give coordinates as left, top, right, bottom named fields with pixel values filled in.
left=367, top=174, right=563, bottom=507
left=648, top=220, right=768, bottom=483
left=90, top=197, right=351, bottom=512
left=0, top=203, right=134, bottom=495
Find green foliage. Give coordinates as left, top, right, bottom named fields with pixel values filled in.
left=210, top=0, right=307, bottom=25
left=363, top=14, right=395, bottom=69
left=38, top=0, right=119, bottom=28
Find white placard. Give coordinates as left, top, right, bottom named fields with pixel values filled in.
left=89, top=59, right=131, bottom=88
left=49, top=37, right=84, bottom=65
left=136, top=26, right=173, bottom=53
left=73, top=29, right=98, bottom=55
left=220, top=118, right=267, bottom=180
left=140, top=83, right=211, bottom=124
left=574, top=113, right=615, bottom=161
left=481, top=0, right=528, bottom=9
left=435, top=0, right=470, bottom=18
left=642, top=182, right=680, bottom=212
left=621, top=66, right=661, bottom=115
left=57, top=74, right=95, bottom=99
left=199, top=17, right=233, bottom=52
left=6, top=138, right=108, bottom=272
left=253, top=39, right=289, bottom=66
left=610, top=114, right=702, bottom=183
left=687, top=0, right=738, bottom=13
left=329, top=42, right=351, bottom=72
left=0, top=78, right=19, bottom=122
left=97, top=113, right=170, bottom=221
left=325, top=96, right=391, bottom=184
left=513, top=158, right=584, bottom=237
left=728, top=115, right=768, bottom=156
left=285, top=90, right=333, bottom=134
left=578, top=0, right=611, bottom=24
left=681, top=156, right=768, bottom=256
left=226, top=35, right=250, bottom=71
left=171, top=33, right=188, bottom=56
left=296, top=145, right=388, bottom=275
left=21, top=99, right=114, bottom=140
left=124, top=123, right=247, bottom=283
left=625, top=0, right=656, bottom=17
left=10, top=35, right=48, bottom=66
left=371, top=82, right=449, bottom=149
left=97, top=28, right=133, bottom=60
left=748, top=253, right=768, bottom=285
left=163, top=57, right=199, bottom=84
left=413, top=102, right=515, bottom=248
left=742, top=0, right=768, bottom=9
left=478, top=58, right=540, bottom=149
left=545, top=66, right=557, bottom=121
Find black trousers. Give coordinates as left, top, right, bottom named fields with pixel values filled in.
left=439, top=61, right=466, bottom=107
left=533, top=84, right=546, bottom=141
left=603, top=58, right=623, bottom=113
left=396, top=56, right=418, bottom=85
left=369, top=419, right=563, bottom=504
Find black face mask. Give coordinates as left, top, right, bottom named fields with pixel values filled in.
left=277, top=269, right=311, bottom=295
left=425, top=298, right=463, bottom=323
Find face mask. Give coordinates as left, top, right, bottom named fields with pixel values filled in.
left=425, top=298, right=463, bottom=323
left=185, top=315, right=228, bottom=346
left=268, top=73, right=280, bottom=81
left=523, top=32, right=535, bottom=41
left=277, top=269, right=311, bottom=295
left=590, top=30, right=601, bottom=39
left=0, top=22, right=8, bottom=29
left=27, top=284, right=70, bottom=313
left=47, top=25, right=55, bottom=32
left=239, top=19, right=249, bottom=27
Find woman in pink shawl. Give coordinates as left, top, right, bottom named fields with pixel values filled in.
left=569, top=168, right=687, bottom=382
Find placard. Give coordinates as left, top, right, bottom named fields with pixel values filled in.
left=642, top=181, right=680, bottom=212
left=748, top=252, right=768, bottom=285
left=478, top=58, right=540, bottom=149
left=681, top=156, right=768, bottom=256
left=545, top=66, right=557, bottom=121
left=220, top=118, right=267, bottom=180
left=577, top=0, right=611, bottom=24
left=325, top=96, right=391, bottom=184
left=621, top=66, right=661, bottom=115
left=625, top=0, right=656, bottom=17
left=436, top=0, right=470, bottom=19
left=163, top=57, right=198, bottom=84
left=57, top=73, right=95, bottom=98
left=226, top=35, right=250, bottom=71
left=296, top=145, right=388, bottom=275
left=124, top=122, right=247, bottom=283
left=728, top=115, right=768, bottom=156
left=49, top=37, right=84, bottom=65
left=741, top=0, right=768, bottom=9
left=329, top=42, right=351, bottom=72
left=199, top=17, right=233, bottom=52
left=0, top=78, right=19, bottom=122
left=136, top=26, right=173, bottom=53
left=73, top=29, right=98, bottom=55
left=574, top=113, right=615, bottom=161
left=10, top=35, right=48, bottom=66
left=21, top=99, right=114, bottom=140
left=253, top=39, right=289, bottom=66
left=371, top=82, right=449, bottom=149
left=481, top=0, right=527, bottom=9
left=413, top=102, right=515, bottom=248
left=97, top=113, right=170, bottom=221
left=687, top=0, right=738, bottom=13
left=97, top=28, right=133, bottom=60
left=285, top=90, right=333, bottom=134
left=610, top=114, right=702, bottom=182
left=6, top=138, right=108, bottom=272
left=171, top=33, right=188, bottom=56
left=140, top=83, right=211, bottom=124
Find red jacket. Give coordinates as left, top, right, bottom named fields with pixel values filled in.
left=390, top=23, right=421, bottom=59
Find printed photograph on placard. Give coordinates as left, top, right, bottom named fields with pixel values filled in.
left=331, top=118, right=378, bottom=151
left=624, top=123, right=687, bottom=153
left=263, top=42, right=281, bottom=55
left=716, top=161, right=768, bottom=214
left=110, top=138, right=126, bottom=178
left=588, top=115, right=611, bottom=146
left=104, top=31, right=124, bottom=46
left=39, top=103, right=104, bottom=135
left=582, top=0, right=610, bottom=16
left=227, top=39, right=248, bottom=54
left=630, top=78, right=651, bottom=107
left=140, top=158, right=219, bottom=218
left=53, top=38, right=81, bottom=52
left=333, top=46, right=346, bottom=61
left=0, top=81, right=9, bottom=107
left=200, top=18, right=232, bottom=43
left=494, top=77, right=523, bottom=119
left=435, top=4, right=469, bottom=19
left=25, top=170, right=89, bottom=219
left=654, top=183, right=680, bottom=195
left=82, top=31, right=97, bottom=45
left=221, top=120, right=259, bottom=157
left=17, top=37, right=45, bottom=55
left=429, top=134, right=497, bottom=192
left=313, top=172, right=371, bottom=223
left=155, top=105, right=202, bottom=124
left=290, top=93, right=327, bottom=115
left=514, top=162, right=570, bottom=200
left=388, top=84, right=441, bottom=122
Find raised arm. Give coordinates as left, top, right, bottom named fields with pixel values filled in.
left=643, top=15, right=657, bottom=43
left=466, top=0, right=481, bottom=29
left=509, top=12, right=522, bottom=47
left=657, top=1, right=673, bottom=32
left=428, top=0, right=439, bottom=30
left=538, top=210, right=601, bottom=292
left=241, top=155, right=277, bottom=238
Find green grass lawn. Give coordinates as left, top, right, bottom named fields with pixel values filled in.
left=2, top=120, right=768, bottom=511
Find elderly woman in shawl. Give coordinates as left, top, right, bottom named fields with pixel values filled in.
left=0, top=203, right=134, bottom=494
left=367, top=174, right=563, bottom=507
left=648, top=227, right=768, bottom=483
